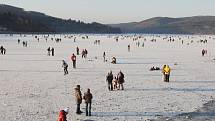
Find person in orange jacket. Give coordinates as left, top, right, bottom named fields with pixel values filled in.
left=58, top=107, right=69, bottom=121
left=71, top=53, right=76, bottom=68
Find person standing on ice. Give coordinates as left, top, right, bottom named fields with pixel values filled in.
left=81, top=49, right=85, bottom=58
left=47, top=47, right=51, bottom=56
left=117, top=71, right=125, bottom=90
left=51, top=47, right=54, bottom=56
left=71, top=53, right=76, bottom=68
left=75, top=85, right=83, bottom=114
left=76, top=47, right=79, bottom=55
left=103, top=52, right=106, bottom=62
left=106, top=71, right=113, bottom=91
left=62, top=60, right=68, bottom=75
left=58, top=107, right=69, bottom=121
left=128, top=44, right=130, bottom=52
left=83, top=88, right=93, bottom=116
left=0, top=46, right=3, bottom=54
left=162, top=65, right=171, bottom=82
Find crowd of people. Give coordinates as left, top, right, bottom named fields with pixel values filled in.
left=2, top=34, right=214, bottom=121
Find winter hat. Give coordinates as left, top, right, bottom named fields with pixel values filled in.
left=64, top=107, right=69, bottom=113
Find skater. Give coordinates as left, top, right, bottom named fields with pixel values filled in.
left=103, top=52, right=106, bottom=62
left=51, top=47, right=54, bottom=56
left=71, top=53, right=76, bottom=68
left=106, top=71, right=113, bottom=91
left=62, top=60, right=68, bottom=75
left=83, top=88, right=93, bottom=116
left=58, top=107, right=69, bottom=121
left=47, top=47, right=51, bottom=56
left=117, top=71, right=125, bottom=90
left=76, top=47, right=79, bottom=55
left=162, top=65, right=171, bottom=82
left=75, top=85, right=83, bottom=114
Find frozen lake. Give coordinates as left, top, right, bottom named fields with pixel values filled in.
left=0, top=34, right=215, bottom=121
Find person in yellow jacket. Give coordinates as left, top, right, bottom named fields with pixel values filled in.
left=162, top=65, right=171, bottom=82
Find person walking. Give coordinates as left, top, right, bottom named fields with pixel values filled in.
left=58, top=107, right=69, bottom=121
left=75, top=85, right=82, bottom=114
left=62, top=60, right=68, bottom=75
left=71, top=53, right=76, bottom=68
left=162, top=65, right=171, bottom=82
left=106, top=71, right=113, bottom=91
left=83, top=88, right=93, bottom=116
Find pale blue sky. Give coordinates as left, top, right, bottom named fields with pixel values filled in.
left=1, top=0, right=215, bottom=24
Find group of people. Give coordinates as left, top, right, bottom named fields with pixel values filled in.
left=22, top=41, right=28, bottom=47
left=81, top=49, right=88, bottom=58
left=94, top=40, right=101, bottom=45
left=58, top=85, right=93, bottom=121
left=47, top=47, right=55, bottom=56
left=61, top=54, right=76, bottom=75
left=0, top=46, right=6, bottom=55
left=17, top=39, right=28, bottom=47
left=106, top=71, right=125, bottom=91
left=74, top=85, right=93, bottom=116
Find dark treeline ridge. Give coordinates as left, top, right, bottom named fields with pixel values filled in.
left=0, top=4, right=121, bottom=34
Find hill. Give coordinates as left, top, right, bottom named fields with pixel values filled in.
left=110, top=16, right=215, bottom=34
left=0, top=4, right=121, bottom=33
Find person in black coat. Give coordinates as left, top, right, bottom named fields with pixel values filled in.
left=106, top=71, right=113, bottom=91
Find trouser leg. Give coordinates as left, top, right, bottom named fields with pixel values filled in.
left=108, top=83, right=111, bottom=90
left=164, top=74, right=167, bottom=82
left=89, top=103, right=91, bottom=116
left=121, top=84, right=124, bottom=90
left=76, top=104, right=79, bottom=113
left=167, top=74, right=170, bottom=82
left=110, top=83, right=113, bottom=90
left=73, top=61, right=76, bottom=68
left=86, top=103, right=88, bottom=116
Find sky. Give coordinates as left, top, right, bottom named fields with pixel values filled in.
left=1, top=0, right=215, bottom=24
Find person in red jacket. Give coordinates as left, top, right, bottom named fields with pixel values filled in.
left=71, top=53, right=76, bottom=68
left=58, top=107, right=69, bottom=121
